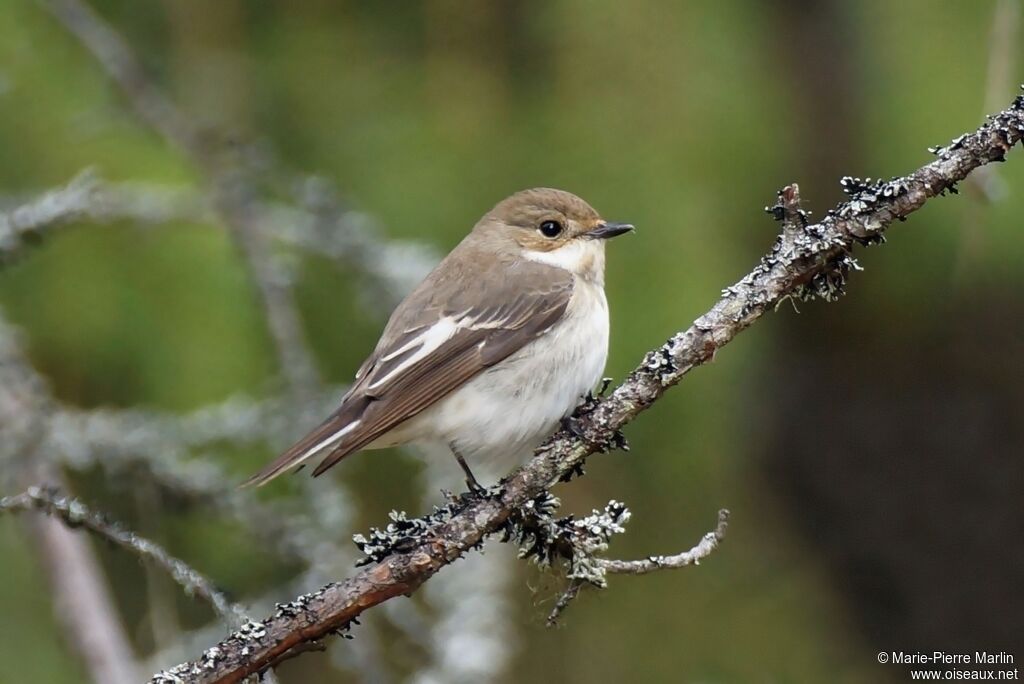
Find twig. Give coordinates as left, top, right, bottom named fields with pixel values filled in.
left=26, top=488, right=141, bottom=684
left=0, top=170, right=435, bottom=304
left=1, top=313, right=142, bottom=684
left=214, top=173, right=323, bottom=397
left=153, top=88, right=1024, bottom=684
left=27, top=15, right=428, bottom=681
left=545, top=581, right=583, bottom=627
left=37, top=0, right=320, bottom=395
left=1, top=486, right=249, bottom=628
left=597, top=509, right=730, bottom=575
left=954, top=0, right=1020, bottom=284
left=34, top=0, right=199, bottom=157
left=0, top=168, right=204, bottom=261
left=544, top=508, right=728, bottom=625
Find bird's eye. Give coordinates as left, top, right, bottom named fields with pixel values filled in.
left=538, top=220, right=563, bottom=238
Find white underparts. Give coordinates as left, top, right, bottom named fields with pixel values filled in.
left=386, top=276, right=610, bottom=472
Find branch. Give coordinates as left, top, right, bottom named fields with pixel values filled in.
left=0, top=486, right=249, bottom=628
left=0, top=169, right=435, bottom=308
left=0, top=313, right=143, bottom=683
left=598, top=509, right=730, bottom=575
left=35, top=0, right=436, bottom=399
left=153, top=85, right=1024, bottom=684
left=34, top=0, right=199, bottom=157
left=0, top=168, right=203, bottom=261
left=23, top=477, right=141, bottom=684
left=36, top=0, right=320, bottom=395
left=542, top=507, right=729, bottom=626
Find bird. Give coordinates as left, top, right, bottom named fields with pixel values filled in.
left=243, top=188, right=633, bottom=491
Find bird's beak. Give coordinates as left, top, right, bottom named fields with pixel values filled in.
left=587, top=221, right=635, bottom=240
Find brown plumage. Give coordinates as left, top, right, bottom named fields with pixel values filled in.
left=243, top=188, right=631, bottom=488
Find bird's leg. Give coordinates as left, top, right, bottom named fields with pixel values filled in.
left=448, top=442, right=486, bottom=495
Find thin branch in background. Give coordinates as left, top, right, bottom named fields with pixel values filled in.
left=33, top=0, right=199, bottom=157
left=27, top=2, right=443, bottom=680
left=0, top=312, right=142, bottom=684
left=0, top=169, right=436, bottom=309
left=955, top=0, right=1019, bottom=283
left=38, top=392, right=341, bottom=561
left=1, top=486, right=249, bottom=628
left=37, top=0, right=320, bottom=396
left=152, top=92, right=1024, bottom=683
left=982, top=0, right=1019, bottom=116
left=409, top=453, right=518, bottom=683
left=0, top=168, right=204, bottom=261
left=2, top=305, right=296, bottom=684
left=25, top=495, right=141, bottom=684
left=216, top=174, right=324, bottom=398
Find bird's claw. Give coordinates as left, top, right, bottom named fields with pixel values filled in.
left=561, top=414, right=587, bottom=439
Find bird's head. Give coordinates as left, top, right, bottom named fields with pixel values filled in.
left=475, top=188, right=633, bottom=282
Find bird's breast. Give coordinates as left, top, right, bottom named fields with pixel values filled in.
left=420, top=279, right=609, bottom=467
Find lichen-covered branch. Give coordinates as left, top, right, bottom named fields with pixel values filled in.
left=544, top=508, right=729, bottom=625
left=153, top=85, right=1024, bottom=684
left=598, top=508, right=730, bottom=575
left=21, top=470, right=142, bottom=684
left=1, top=486, right=249, bottom=627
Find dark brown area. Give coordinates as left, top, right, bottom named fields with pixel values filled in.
left=760, top=294, right=1024, bottom=658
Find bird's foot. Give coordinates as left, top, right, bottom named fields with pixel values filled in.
left=560, top=414, right=587, bottom=439
left=463, top=476, right=489, bottom=498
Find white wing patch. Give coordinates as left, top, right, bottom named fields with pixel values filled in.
left=367, top=316, right=461, bottom=390
left=299, top=419, right=361, bottom=464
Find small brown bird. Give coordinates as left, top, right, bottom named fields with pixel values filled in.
left=244, top=188, right=632, bottom=490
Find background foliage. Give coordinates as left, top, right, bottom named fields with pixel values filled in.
left=1, top=1, right=1021, bottom=682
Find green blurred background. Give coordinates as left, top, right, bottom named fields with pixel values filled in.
left=1, top=1, right=1021, bottom=682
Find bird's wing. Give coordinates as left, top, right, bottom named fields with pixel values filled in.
left=242, top=258, right=573, bottom=487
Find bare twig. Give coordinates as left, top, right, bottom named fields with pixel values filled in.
left=153, top=87, right=1024, bottom=684
left=545, top=582, right=583, bottom=627
left=0, top=168, right=204, bottom=260
left=215, top=173, right=324, bottom=397
left=37, top=0, right=320, bottom=394
left=954, top=0, right=1020, bottom=283
left=34, top=0, right=199, bottom=156
left=1, top=486, right=249, bottom=627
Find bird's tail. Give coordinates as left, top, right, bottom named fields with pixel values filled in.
left=240, top=409, right=364, bottom=488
